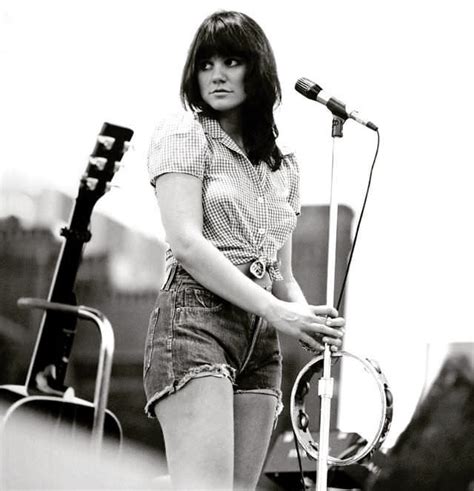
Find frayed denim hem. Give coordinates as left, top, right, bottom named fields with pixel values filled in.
left=144, top=363, right=236, bottom=418
left=234, top=388, right=283, bottom=428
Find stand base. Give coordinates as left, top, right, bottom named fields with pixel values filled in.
left=264, top=430, right=381, bottom=490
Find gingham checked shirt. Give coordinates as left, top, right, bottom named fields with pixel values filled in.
left=147, top=111, right=301, bottom=280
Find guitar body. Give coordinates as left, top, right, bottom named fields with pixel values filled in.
left=0, top=385, right=121, bottom=440
left=0, top=386, right=122, bottom=489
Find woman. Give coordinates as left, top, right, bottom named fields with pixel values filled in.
left=144, top=10, right=345, bottom=490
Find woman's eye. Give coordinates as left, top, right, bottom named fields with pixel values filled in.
left=225, top=58, right=242, bottom=67
left=198, top=60, right=212, bottom=70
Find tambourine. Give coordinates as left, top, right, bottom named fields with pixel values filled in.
left=290, top=351, right=393, bottom=466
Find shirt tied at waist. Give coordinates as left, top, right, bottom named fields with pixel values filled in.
left=237, top=258, right=283, bottom=283
left=266, top=260, right=283, bottom=281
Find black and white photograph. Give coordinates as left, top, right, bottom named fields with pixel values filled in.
left=1, top=1, right=473, bottom=490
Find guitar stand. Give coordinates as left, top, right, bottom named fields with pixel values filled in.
left=4, top=298, right=117, bottom=449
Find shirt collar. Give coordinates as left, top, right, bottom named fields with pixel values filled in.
left=197, top=113, right=222, bottom=138
left=196, top=112, right=294, bottom=159
left=196, top=113, right=247, bottom=157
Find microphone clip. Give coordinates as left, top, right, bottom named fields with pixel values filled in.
left=332, top=115, right=346, bottom=138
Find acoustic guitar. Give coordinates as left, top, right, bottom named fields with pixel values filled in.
left=0, top=123, right=134, bottom=487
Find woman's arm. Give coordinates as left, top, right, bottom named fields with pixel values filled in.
left=155, top=172, right=343, bottom=349
left=156, top=172, right=274, bottom=316
left=272, top=235, right=308, bottom=305
left=273, top=235, right=345, bottom=349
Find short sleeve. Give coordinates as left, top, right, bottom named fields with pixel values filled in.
left=147, top=112, right=209, bottom=187
left=284, top=153, right=301, bottom=216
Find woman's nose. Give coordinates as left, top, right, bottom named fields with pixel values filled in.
left=210, top=62, right=226, bottom=82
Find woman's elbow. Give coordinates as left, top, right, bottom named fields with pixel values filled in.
left=169, top=233, right=202, bottom=264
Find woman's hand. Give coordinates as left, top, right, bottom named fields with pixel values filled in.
left=306, top=305, right=345, bottom=352
left=264, top=300, right=345, bottom=352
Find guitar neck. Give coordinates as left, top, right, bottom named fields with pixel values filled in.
left=25, top=123, right=134, bottom=395
left=25, top=217, right=90, bottom=393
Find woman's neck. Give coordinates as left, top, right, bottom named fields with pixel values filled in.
left=218, top=109, right=244, bottom=150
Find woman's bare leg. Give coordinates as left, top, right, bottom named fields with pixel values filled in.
left=233, top=392, right=277, bottom=490
left=154, top=376, right=235, bottom=490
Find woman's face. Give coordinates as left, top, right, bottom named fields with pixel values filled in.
left=197, top=55, right=247, bottom=115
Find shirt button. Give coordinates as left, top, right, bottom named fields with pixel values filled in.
left=258, top=228, right=265, bottom=234
left=257, top=196, right=264, bottom=203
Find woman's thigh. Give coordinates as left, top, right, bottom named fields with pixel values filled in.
left=155, top=376, right=235, bottom=490
left=233, top=391, right=278, bottom=490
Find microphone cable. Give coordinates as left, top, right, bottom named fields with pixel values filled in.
left=292, top=128, right=381, bottom=490
left=336, top=128, right=380, bottom=311
left=292, top=424, right=308, bottom=490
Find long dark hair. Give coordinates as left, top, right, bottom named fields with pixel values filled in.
left=180, top=11, right=283, bottom=170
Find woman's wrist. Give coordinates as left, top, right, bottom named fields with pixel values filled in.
left=259, top=293, right=282, bottom=323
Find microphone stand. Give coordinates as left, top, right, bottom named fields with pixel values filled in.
left=315, top=114, right=346, bottom=491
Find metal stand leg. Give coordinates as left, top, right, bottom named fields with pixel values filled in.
left=315, top=116, right=346, bottom=491
left=17, top=298, right=115, bottom=448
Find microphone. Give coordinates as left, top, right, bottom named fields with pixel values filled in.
left=295, top=77, right=378, bottom=131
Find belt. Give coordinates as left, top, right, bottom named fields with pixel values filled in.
left=165, top=261, right=273, bottom=291
left=236, top=261, right=273, bottom=290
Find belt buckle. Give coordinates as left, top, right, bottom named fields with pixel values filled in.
left=249, top=258, right=266, bottom=279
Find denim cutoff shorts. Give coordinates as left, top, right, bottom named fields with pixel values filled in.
left=143, top=263, right=283, bottom=418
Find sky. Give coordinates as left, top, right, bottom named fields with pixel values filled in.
left=1, top=0, right=473, bottom=447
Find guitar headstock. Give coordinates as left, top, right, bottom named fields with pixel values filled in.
left=80, top=122, right=134, bottom=206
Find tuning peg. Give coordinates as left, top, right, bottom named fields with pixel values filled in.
left=123, top=141, right=134, bottom=153
left=105, top=183, right=121, bottom=193
left=97, top=135, right=115, bottom=150
left=114, top=162, right=123, bottom=173
left=83, top=177, right=99, bottom=191
left=89, top=156, right=107, bottom=170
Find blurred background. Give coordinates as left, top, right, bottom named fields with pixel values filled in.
left=1, top=0, right=473, bottom=487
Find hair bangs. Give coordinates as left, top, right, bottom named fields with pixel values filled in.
left=195, top=17, right=253, bottom=63
left=180, top=10, right=283, bottom=170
